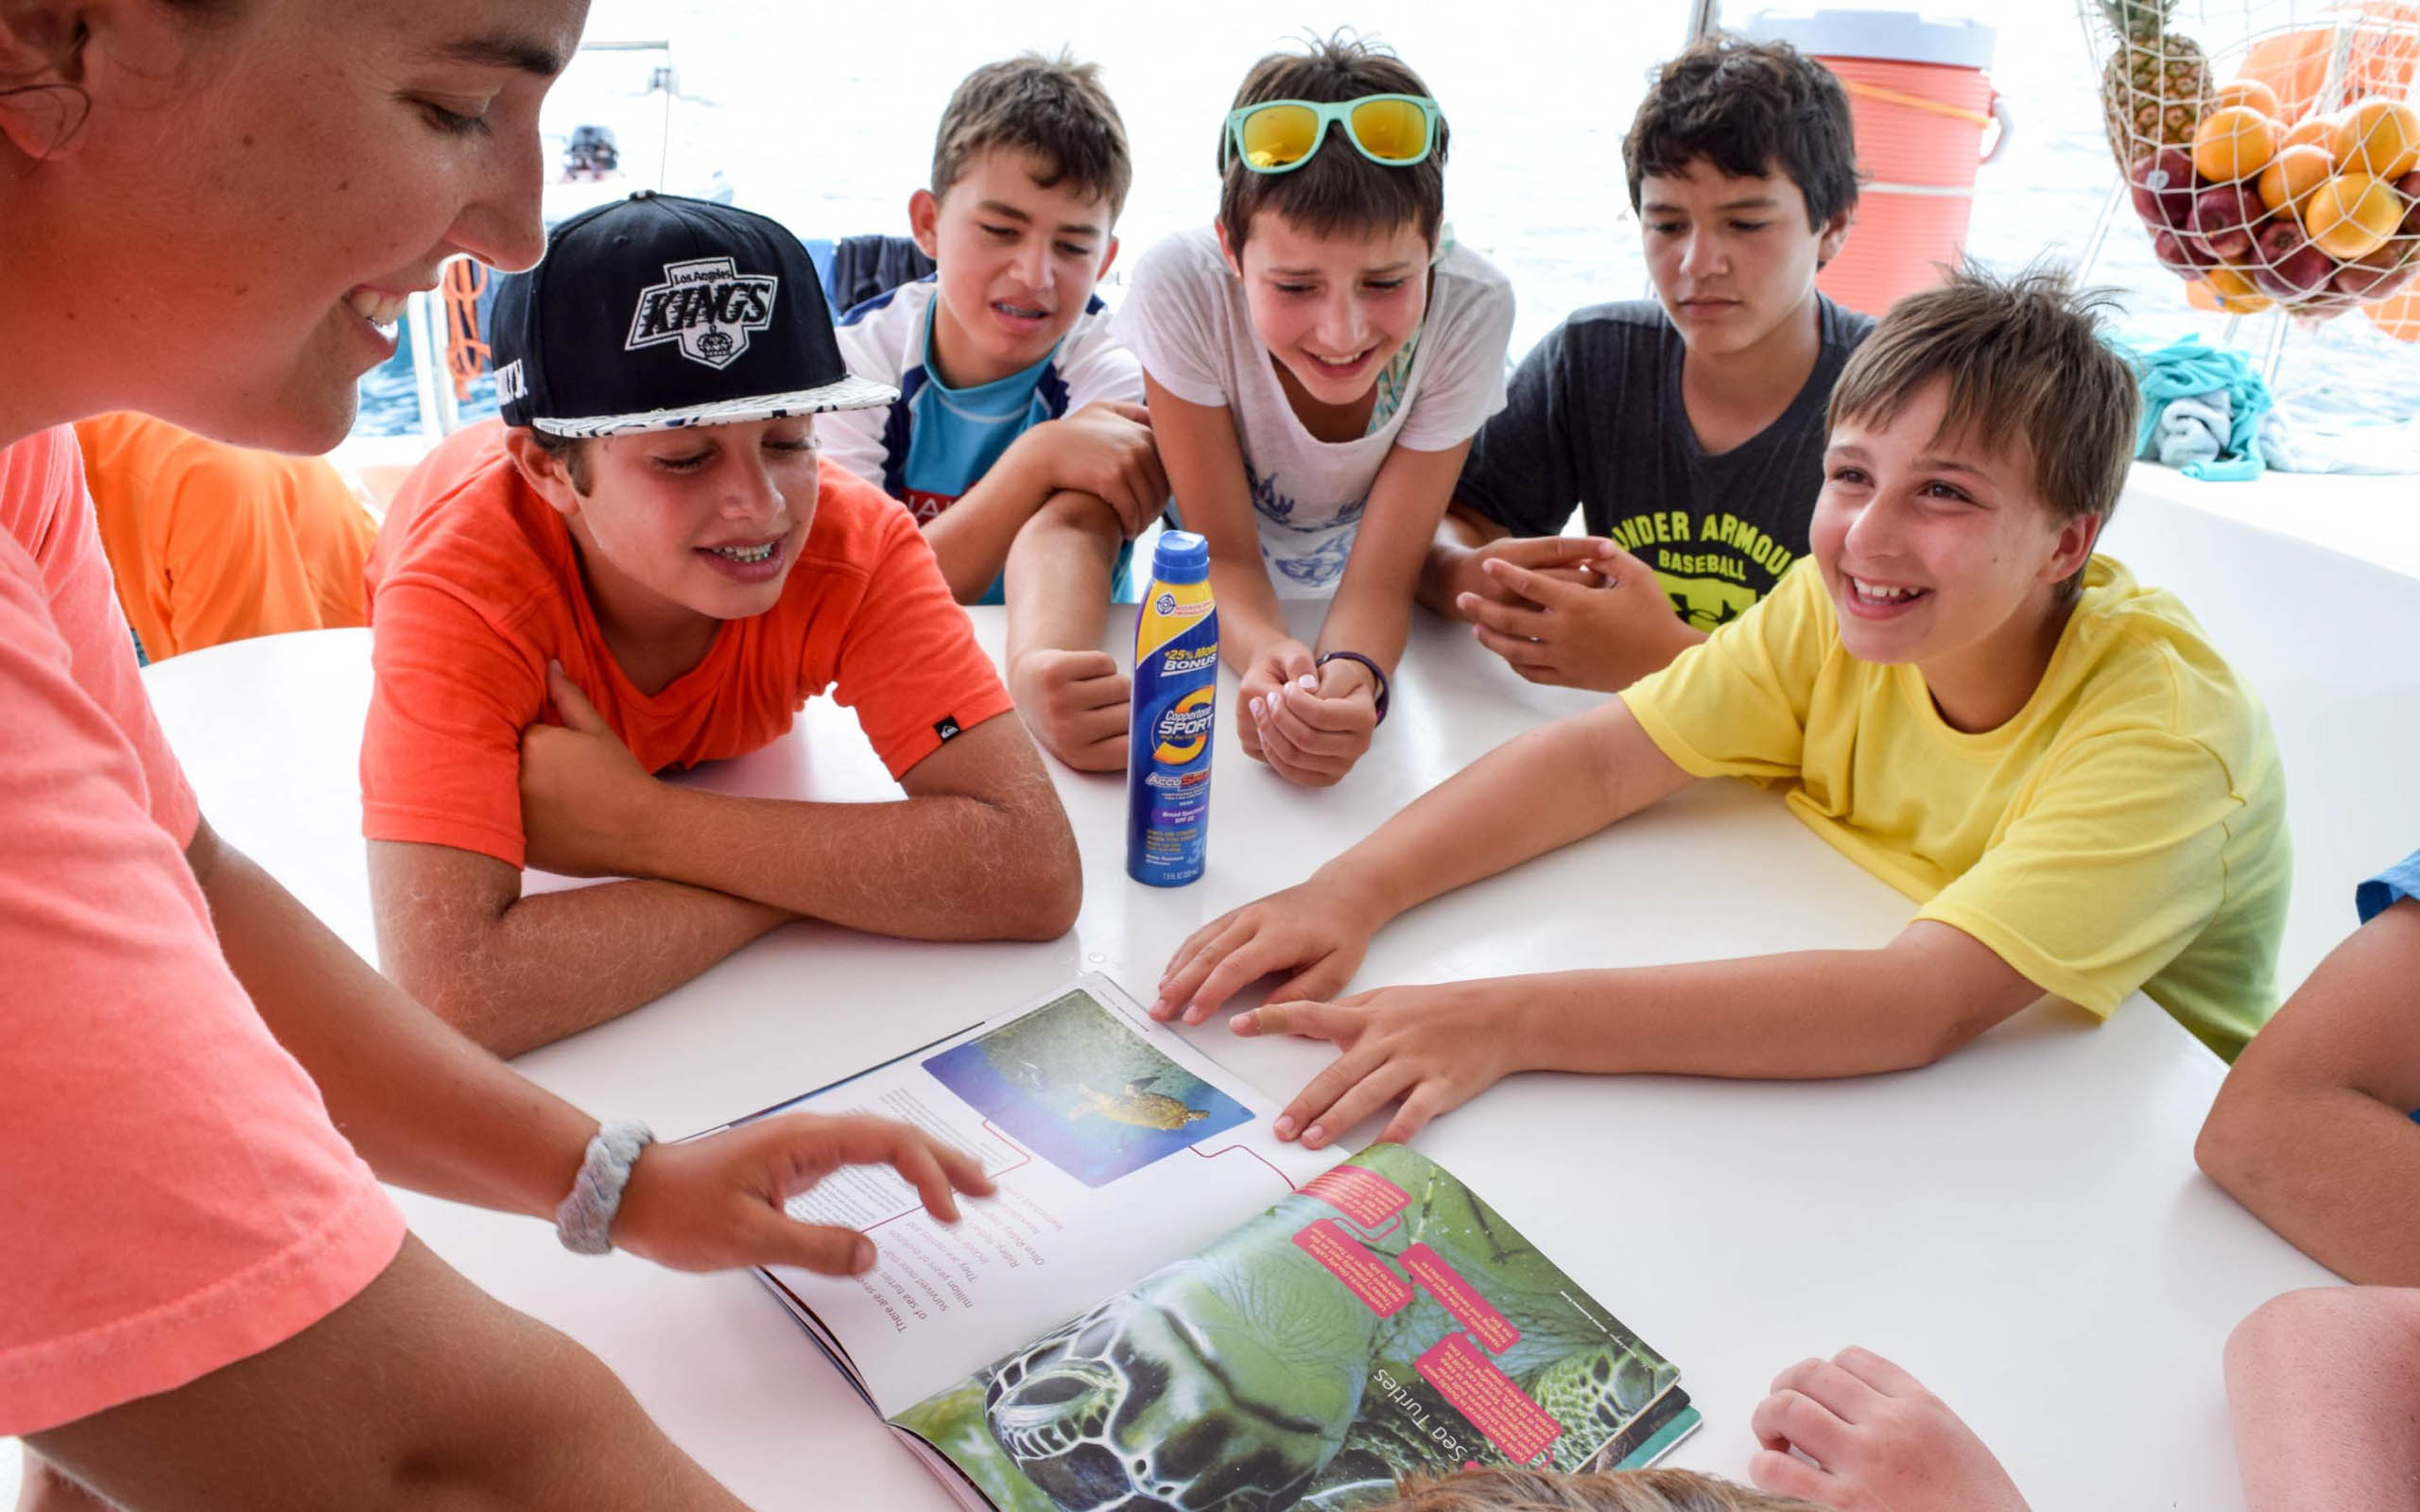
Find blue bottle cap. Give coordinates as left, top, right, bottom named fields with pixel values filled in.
left=1151, top=530, right=1210, bottom=585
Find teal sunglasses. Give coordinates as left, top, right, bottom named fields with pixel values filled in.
left=1223, top=94, right=1443, bottom=175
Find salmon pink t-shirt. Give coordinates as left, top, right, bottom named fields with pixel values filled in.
left=360, top=421, right=1012, bottom=868
left=0, top=427, right=406, bottom=1435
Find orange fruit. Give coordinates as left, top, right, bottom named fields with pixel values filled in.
left=2204, top=265, right=2260, bottom=298
left=2332, top=99, right=2420, bottom=179
left=2213, top=78, right=2284, bottom=118
left=2194, top=106, right=2283, bottom=182
left=2282, top=115, right=2336, bottom=154
left=2257, top=144, right=2335, bottom=214
left=2303, top=173, right=2405, bottom=260
left=2188, top=268, right=2273, bottom=314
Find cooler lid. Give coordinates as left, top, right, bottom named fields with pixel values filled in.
left=1741, top=9, right=1996, bottom=70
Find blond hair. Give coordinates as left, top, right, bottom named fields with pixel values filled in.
left=1825, top=262, right=2138, bottom=595
left=1381, top=1467, right=1827, bottom=1512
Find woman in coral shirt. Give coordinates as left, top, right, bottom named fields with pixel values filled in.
left=0, top=3, right=985, bottom=1507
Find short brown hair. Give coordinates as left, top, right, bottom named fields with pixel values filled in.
left=1381, top=1467, right=1825, bottom=1512
left=1624, top=36, right=1859, bottom=232
left=1826, top=262, right=2138, bottom=594
left=1217, top=31, right=1448, bottom=254
left=527, top=428, right=594, bottom=493
left=931, top=52, right=1132, bottom=220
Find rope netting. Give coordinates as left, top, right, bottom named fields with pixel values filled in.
left=2082, top=0, right=2420, bottom=337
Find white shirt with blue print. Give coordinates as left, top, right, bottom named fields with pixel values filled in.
left=1113, top=226, right=1514, bottom=598
left=824, top=276, right=1144, bottom=605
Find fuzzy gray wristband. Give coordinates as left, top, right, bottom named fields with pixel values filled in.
left=556, top=1120, right=654, bottom=1255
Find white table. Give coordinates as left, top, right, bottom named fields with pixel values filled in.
left=0, top=595, right=2315, bottom=1512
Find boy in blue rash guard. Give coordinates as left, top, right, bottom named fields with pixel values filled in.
left=823, top=53, right=1165, bottom=773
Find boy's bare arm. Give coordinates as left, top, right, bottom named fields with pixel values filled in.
left=1004, top=490, right=1130, bottom=772
left=1236, top=919, right=2045, bottom=1148
left=369, top=841, right=790, bottom=1056
left=921, top=402, right=1165, bottom=602
left=31, top=1236, right=749, bottom=1512
left=2196, top=898, right=2420, bottom=1286
left=1157, top=697, right=1697, bottom=1020
left=1314, top=440, right=1469, bottom=681
left=1140, top=374, right=1289, bottom=668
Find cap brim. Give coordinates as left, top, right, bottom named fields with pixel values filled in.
left=530, top=373, right=899, bottom=438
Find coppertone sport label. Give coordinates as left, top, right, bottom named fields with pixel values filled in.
left=1126, top=542, right=1218, bottom=886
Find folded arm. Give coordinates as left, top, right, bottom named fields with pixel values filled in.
left=2196, top=898, right=2420, bottom=1286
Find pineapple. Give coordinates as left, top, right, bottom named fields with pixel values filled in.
left=2099, top=0, right=2212, bottom=164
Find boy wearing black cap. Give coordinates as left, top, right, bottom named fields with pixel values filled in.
left=361, top=193, right=1081, bottom=1056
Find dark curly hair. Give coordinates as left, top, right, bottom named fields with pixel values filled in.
left=1623, top=35, right=1860, bottom=232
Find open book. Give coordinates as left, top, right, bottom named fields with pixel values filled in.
left=733, top=976, right=1700, bottom=1510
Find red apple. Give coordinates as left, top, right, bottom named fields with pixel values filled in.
left=2190, top=182, right=2268, bottom=263
left=2152, top=227, right=2217, bottom=272
left=2251, top=219, right=2334, bottom=298
left=2396, top=171, right=2420, bottom=234
left=2331, top=257, right=2418, bottom=300
left=2130, top=148, right=2201, bottom=231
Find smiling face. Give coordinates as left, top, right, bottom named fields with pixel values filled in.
left=1639, top=159, right=1846, bottom=360
left=911, top=146, right=1117, bottom=389
left=0, top=0, right=586, bottom=452
left=1220, top=211, right=1430, bottom=411
left=510, top=419, right=823, bottom=635
left=1811, top=380, right=2100, bottom=716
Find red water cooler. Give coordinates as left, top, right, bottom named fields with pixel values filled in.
left=1745, top=9, right=2010, bottom=318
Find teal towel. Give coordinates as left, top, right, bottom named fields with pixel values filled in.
left=2118, top=334, right=2278, bottom=482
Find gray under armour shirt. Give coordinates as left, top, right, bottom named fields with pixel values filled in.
left=1456, top=294, right=1874, bottom=633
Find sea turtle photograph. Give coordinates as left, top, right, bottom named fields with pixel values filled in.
left=922, top=988, right=1253, bottom=1188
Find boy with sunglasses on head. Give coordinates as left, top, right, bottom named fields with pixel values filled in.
left=360, top=194, right=1080, bottom=1057
left=1115, top=32, right=1515, bottom=786
left=1422, top=36, right=1870, bottom=694
left=821, top=52, right=1165, bottom=772
left=1156, top=265, right=2289, bottom=1143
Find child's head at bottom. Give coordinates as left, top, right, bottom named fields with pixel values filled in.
left=1379, top=1466, right=1824, bottom=1511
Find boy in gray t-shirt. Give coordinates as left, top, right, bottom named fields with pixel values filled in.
left=1420, top=37, right=1872, bottom=693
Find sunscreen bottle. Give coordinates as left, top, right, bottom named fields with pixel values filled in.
left=1126, top=531, right=1218, bottom=886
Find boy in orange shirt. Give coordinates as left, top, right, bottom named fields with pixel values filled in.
left=364, top=194, right=1080, bottom=1055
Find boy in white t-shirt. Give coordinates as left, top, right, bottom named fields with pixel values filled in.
left=1115, top=33, right=1514, bottom=786
left=824, top=53, right=1166, bottom=772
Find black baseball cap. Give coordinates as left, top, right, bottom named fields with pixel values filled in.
left=492, top=191, right=894, bottom=438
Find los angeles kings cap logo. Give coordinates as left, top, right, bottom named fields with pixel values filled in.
left=624, top=256, right=779, bottom=370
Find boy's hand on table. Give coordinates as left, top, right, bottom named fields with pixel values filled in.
left=1155, top=875, right=1387, bottom=1024
left=519, top=662, right=664, bottom=877
left=1459, top=541, right=1703, bottom=692
left=1236, top=639, right=1315, bottom=765
left=1253, top=661, right=1378, bottom=786
left=613, top=1111, right=995, bottom=1277
left=1232, top=979, right=1526, bottom=1148
left=1029, top=400, right=1167, bottom=537
left=1749, top=1348, right=2032, bottom=1512
left=1009, top=646, right=1132, bottom=773
left=1439, top=533, right=1610, bottom=613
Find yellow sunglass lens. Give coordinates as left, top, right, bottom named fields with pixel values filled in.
left=1241, top=104, right=1320, bottom=169
left=1349, top=98, right=1428, bottom=161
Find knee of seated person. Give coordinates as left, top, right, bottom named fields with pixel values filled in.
left=2226, top=1286, right=2379, bottom=1373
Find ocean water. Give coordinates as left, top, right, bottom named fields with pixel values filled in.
left=356, top=0, right=2420, bottom=462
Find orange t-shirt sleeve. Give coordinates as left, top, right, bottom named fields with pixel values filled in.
left=826, top=503, right=1014, bottom=778
left=160, top=447, right=322, bottom=655
left=360, top=577, right=544, bottom=868
left=0, top=445, right=404, bottom=1436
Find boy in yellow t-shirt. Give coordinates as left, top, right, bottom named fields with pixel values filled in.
left=1153, top=264, right=2289, bottom=1148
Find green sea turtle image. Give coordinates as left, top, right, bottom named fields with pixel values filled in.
left=960, top=1148, right=1678, bottom=1510
left=1072, top=1078, right=1213, bottom=1131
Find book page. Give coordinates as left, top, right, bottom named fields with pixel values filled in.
left=752, top=976, right=1332, bottom=1418
left=890, top=1143, right=1691, bottom=1512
